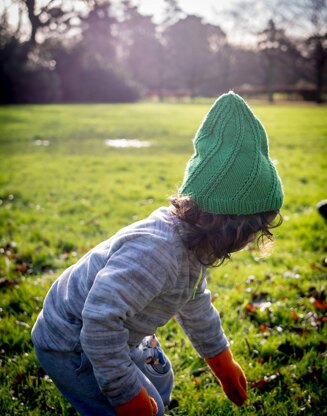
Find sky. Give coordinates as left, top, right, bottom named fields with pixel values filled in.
left=2, top=0, right=235, bottom=23
left=2, top=0, right=240, bottom=37
left=134, top=0, right=229, bottom=24
left=128, top=0, right=241, bottom=36
left=1, top=0, right=314, bottom=41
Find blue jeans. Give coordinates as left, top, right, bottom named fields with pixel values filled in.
left=34, top=338, right=173, bottom=416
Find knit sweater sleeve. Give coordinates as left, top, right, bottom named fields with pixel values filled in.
left=80, top=235, right=178, bottom=407
left=175, top=278, right=229, bottom=358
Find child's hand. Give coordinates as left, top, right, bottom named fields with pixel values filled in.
left=205, top=348, right=247, bottom=406
left=115, top=386, right=158, bottom=416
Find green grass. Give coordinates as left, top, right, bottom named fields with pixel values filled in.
left=0, top=102, right=326, bottom=415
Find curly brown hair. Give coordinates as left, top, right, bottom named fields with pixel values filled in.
left=169, top=195, right=283, bottom=267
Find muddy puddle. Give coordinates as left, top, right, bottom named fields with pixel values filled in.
left=104, top=139, right=151, bottom=148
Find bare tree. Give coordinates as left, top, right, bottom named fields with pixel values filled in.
left=18, top=0, right=75, bottom=45
left=164, top=16, right=226, bottom=97
left=277, top=0, right=327, bottom=102
left=116, top=3, right=163, bottom=96
left=258, top=19, right=300, bottom=102
left=78, top=0, right=116, bottom=62
left=227, top=0, right=327, bottom=102
left=160, top=0, right=184, bottom=29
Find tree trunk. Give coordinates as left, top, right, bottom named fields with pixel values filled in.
left=24, top=0, right=40, bottom=44
left=265, top=53, right=275, bottom=103
left=314, top=39, right=325, bottom=103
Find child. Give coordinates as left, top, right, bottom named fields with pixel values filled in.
left=32, top=91, right=283, bottom=416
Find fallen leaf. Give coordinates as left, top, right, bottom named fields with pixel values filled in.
left=253, top=401, right=264, bottom=411
left=16, top=262, right=28, bottom=274
left=292, top=394, right=304, bottom=402
left=257, top=354, right=274, bottom=364
left=211, top=293, right=219, bottom=303
left=291, top=327, right=309, bottom=336
left=167, top=399, right=179, bottom=411
left=15, top=320, right=30, bottom=329
left=0, top=277, right=21, bottom=288
left=283, top=271, right=301, bottom=279
left=164, top=341, right=177, bottom=349
left=245, top=303, right=256, bottom=313
left=251, top=291, right=270, bottom=302
left=191, top=367, right=207, bottom=377
left=307, top=287, right=325, bottom=300
left=254, top=301, right=272, bottom=311
left=290, top=309, right=299, bottom=321
left=300, top=366, right=323, bottom=383
left=250, top=379, right=266, bottom=389
left=250, top=373, right=280, bottom=392
left=246, top=275, right=256, bottom=284
left=13, top=372, right=25, bottom=385
left=311, top=262, right=324, bottom=271
left=278, top=341, right=304, bottom=360
left=259, top=324, right=269, bottom=332
left=193, top=377, right=201, bottom=388
left=313, top=299, right=327, bottom=311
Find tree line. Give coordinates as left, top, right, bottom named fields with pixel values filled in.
left=0, top=0, right=326, bottom=104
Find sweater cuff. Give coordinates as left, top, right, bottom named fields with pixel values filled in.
left=199, top=335, right=230, bottom=359
left=102, top=374, right=143, bottom=407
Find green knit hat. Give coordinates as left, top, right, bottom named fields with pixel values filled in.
left=179, top=91, right=284, bottom=215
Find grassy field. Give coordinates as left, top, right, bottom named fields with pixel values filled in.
left=0, top=101, right=326, bottom=415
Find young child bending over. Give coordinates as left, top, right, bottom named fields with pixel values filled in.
left=32, top=92, right=284, bottom=416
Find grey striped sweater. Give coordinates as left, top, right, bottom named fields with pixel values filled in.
left=31, top=206, right=229, bottom=406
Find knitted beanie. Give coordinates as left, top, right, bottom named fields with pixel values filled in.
left=179, top=91, right=284, bottom=215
